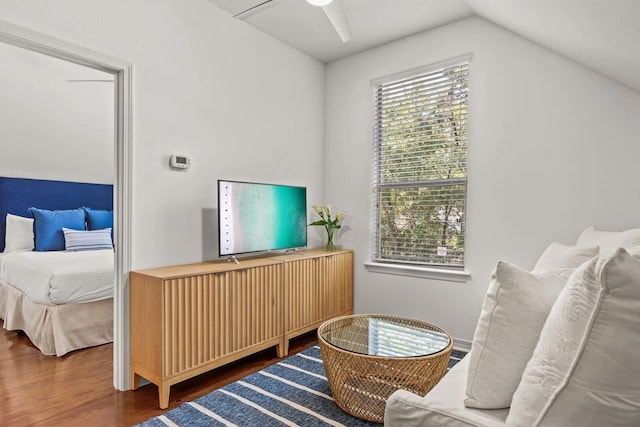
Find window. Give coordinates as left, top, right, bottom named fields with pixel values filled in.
left=371, top=57, right=470, bottom=269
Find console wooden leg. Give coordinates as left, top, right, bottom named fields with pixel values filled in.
left=131, top=371, right=141, bottom=390
left=278, top=338, right=289, bottom=358
left=159, top=383, right=170, bottom=409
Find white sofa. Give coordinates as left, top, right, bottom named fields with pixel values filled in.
left=386, top=357, right=508, bottom=426
left=384, top=226, right=640, bottom=426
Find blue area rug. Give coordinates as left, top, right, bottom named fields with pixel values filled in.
left=137, top=345, right=467, bottom=427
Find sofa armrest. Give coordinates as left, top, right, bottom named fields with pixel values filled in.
left=384, top=357, right=509, bottom=427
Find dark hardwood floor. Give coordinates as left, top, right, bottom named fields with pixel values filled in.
left=0, top=327, right=318, bottom=426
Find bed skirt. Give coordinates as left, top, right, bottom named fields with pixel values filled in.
left=0, top=280, right=113, bottom=356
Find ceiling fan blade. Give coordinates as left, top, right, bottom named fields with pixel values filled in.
left=321, top=0, right=353, bottom=43
left=66, top=79, right=114, bottom=83
left=233, top=0, right=280, bottom=19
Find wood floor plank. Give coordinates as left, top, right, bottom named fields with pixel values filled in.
left=0, top=327, right=317, bottom=426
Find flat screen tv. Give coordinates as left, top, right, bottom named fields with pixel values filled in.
left=218, top=180, right=307, bottom=257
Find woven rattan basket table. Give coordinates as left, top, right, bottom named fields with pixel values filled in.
left=318, top=314, right=453, bottom=423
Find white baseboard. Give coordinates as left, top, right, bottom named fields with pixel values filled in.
left=453, top=337, right=472, bottom=353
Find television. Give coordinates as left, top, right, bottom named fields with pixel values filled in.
left=218, top=180, right=308, bottom=257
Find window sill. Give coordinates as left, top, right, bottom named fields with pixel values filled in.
left=364, top=261, right=471, bottom=283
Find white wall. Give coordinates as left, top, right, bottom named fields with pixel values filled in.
left=325, top=16, right=640, bottom=343
left=0, top=0, right=326, bottom=268
left=0, top=41, right=114, bottom=184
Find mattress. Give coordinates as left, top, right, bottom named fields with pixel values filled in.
left=0, top=250, right=113, bottom=304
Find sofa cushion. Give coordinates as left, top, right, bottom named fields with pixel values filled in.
left=464, top=262, right=571, bottom=409
left=576, top=226, right=640, bottom=254
left=507, top=248, right=640, bottom=427
left=385, top=357, right=508, bottom=427
left=533, top=242, right=598, bottom=270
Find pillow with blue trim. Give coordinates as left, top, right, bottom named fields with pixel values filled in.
left=63, top=228, right=113, bottom=252
left=29, top=207, right=85, bottom=251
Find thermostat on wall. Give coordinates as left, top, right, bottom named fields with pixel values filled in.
left=170, top=154, right=191, bottom=170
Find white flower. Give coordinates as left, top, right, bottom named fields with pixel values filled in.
left=323, top=205, right=332, bottom=218
left=312, top=205, right=324, bottom=217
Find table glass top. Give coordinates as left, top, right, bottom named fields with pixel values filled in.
left=318, top=314, right=451, bottom=358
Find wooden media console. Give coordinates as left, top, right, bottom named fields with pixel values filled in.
left=130, top=248, right=353, bottom=408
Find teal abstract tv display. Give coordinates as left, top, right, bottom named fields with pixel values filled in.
left=218, top=180, right=307, bottom=256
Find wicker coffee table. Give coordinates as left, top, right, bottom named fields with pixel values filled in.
left=318, top=314, right=452, bottom=423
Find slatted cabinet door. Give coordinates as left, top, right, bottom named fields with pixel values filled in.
left=272, top=248, right=354, bottom=355
left=130, top=258, right=284, bottom=410
left=230, top=264, right=283, bottom=354
left=162, top=272, right=232, bottom=379
left=320, top=251, right=354, bottom=321
left=284, top=256, right=321, bottom=335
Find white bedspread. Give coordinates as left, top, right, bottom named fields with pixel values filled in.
left=0, top=250, right=113, bottom=304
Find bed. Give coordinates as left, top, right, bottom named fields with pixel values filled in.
left=0, top=176, right=114, bottom=356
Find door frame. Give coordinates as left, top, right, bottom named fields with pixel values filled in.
left=0, top=19, right=133, bottom=390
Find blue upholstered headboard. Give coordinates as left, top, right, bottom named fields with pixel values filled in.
left=0, top=177, right=113, bottom=252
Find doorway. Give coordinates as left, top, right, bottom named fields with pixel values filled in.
left=0, top=19, right=132, bottom=390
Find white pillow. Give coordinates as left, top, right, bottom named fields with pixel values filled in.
left=63, top=227, right=113, bottom=252
left=464, top=262, right=572, bottom=409
left=533, top=242, right=598, bottom=271
left=507, top=248, right=640, bottom=427
left=4, top=213, right=34, bottom=252
left=576, top=226, right=640, bottom=254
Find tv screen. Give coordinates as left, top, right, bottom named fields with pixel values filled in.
left=218, top=180, right=307, bottom=257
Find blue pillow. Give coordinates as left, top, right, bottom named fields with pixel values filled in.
left=84, top=207, right=113, bottom=231
left=84, top=207, right=114, bottom=242
left=29, top=207, right=85, bottom=251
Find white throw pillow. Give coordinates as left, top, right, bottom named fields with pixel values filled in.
left=63, top=227, right=113, bottom=252
left=533, top=242, right=598, bottom=271
left=464, top=262, right=572, bottom=409
left=507, top=248, right=640, bottom=427
left=576, top=226, right=640, bottom=254
left=4, top=213, right=34, bottom=252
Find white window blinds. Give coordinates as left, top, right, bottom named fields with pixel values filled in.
left=371, top=57, right=470, bottom=268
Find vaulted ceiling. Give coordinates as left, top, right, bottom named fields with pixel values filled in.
left=207, top=0, right=640, bottom=93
